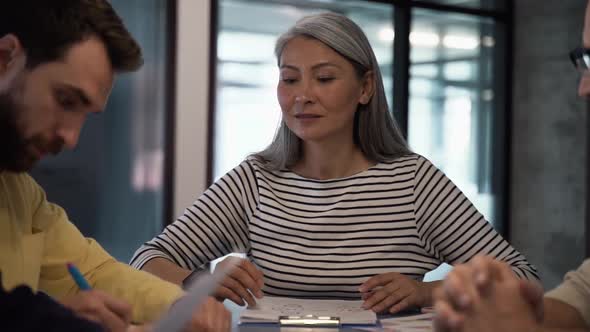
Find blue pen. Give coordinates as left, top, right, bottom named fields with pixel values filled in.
left=67, top=262, right=92, bottom=291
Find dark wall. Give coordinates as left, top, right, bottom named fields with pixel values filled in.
left=511, top=0, right=587, bottom=288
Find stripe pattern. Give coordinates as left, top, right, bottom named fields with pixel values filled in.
left=131, top=154, right=538, bottom=299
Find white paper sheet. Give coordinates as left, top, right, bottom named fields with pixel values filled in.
left=152, top=263, right=235, bottom=332
left=380, top=312, right=434, bottom=332
left=240, top=296, right=377, bottom=325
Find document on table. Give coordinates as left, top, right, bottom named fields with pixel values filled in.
left=380, top=312, right=434, bottom=332
left=239, top=296, right=377, bottom=325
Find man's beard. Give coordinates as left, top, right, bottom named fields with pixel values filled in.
left=0, top=91, right=63, bottom=172
left=0, top=91, right=32, bottom=172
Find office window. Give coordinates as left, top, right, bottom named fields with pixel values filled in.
left=30, top=0, right=174, bottom=261
left=409, top=9, right=499, bottom=224
left=427, top=0, right=505, bottom=10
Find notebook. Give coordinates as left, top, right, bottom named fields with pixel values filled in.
left=240, top=296, right=377, bottom=325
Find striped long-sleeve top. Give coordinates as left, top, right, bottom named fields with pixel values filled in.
left=130, top=154, right=539, bottom=299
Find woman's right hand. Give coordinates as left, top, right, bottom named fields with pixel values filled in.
left=213, top=256, right=264, bottom=306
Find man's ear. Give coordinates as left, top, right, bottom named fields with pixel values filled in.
left=0, top=34, right=24, bottom=75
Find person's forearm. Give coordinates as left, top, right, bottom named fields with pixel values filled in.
left=423, top=280, right=443, bottom=306
left=543, top=298, right=588, bottom=330
left=141, top=257, right=192, bottom=285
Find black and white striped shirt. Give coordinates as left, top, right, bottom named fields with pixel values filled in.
left=130, top=154, right=538, bottom=299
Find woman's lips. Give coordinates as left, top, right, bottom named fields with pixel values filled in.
left=295, top=113, right=321, bottom=119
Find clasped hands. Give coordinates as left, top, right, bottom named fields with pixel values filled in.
left=433, top=255, right=544, bottom=332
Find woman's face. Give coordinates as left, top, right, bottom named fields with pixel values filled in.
left=277, top=36, right=373, bottom=144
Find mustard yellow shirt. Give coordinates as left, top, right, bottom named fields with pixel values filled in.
left=0, top=172, right=184, bottom=323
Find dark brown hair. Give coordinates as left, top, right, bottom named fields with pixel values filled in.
left=0, top=0, right=143, bottom=72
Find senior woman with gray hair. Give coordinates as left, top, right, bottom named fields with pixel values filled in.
left=131, top=12, right=538, bottom=314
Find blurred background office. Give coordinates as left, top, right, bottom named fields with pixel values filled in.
left=30, top=0, right=586, bottom=289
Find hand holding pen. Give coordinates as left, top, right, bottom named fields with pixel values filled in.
left=61, top=263, right=133, bottom=332
left=65, top=262, right=231, bottom=332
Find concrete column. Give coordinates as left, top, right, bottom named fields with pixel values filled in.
left=511, top=0, right=587, bottom=288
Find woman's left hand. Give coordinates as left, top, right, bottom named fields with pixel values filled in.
left=359, top=272, right=438, bottom=314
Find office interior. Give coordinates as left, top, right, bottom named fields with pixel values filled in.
left=29, top=0, right=587, bottom=290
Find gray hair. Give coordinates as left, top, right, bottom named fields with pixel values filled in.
left=252, top=12, right=411, bottom=170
